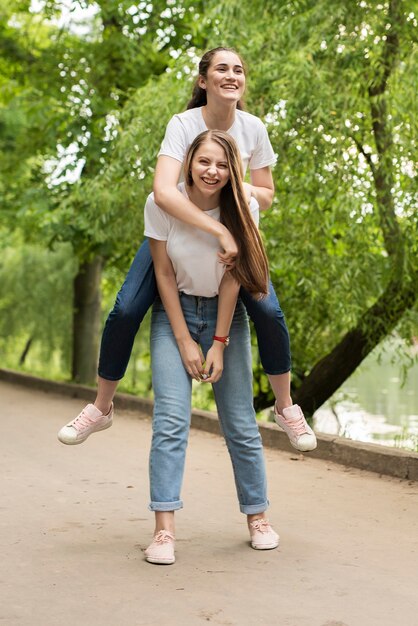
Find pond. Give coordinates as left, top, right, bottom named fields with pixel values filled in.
left=312, top=339, right=418, bottom=451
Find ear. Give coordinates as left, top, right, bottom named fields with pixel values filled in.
left=198, top=76, right=207, bottom=91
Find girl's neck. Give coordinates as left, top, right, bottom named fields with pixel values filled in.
left=186, top=185, right=221, bottom=212
left=202, top=101, right=237, bottom=132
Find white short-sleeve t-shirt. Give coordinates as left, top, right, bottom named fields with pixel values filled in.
left=158, top=107, right=276, bottom=175
left=144, top=183, right=260, bottom=297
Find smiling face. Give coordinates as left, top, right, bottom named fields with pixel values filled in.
left=198, top=50, right=246, bottom=105
left=188, top=139, right=230, bottom=204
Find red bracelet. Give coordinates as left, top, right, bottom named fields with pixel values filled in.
left=213, top=335, right=230, bottom=346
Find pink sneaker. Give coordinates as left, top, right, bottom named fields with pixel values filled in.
left=249, top=518, right=279, bottom=550
left=274, top=403, right=317, bottom=452
left=145, top=530, right=175, bottom=565
left=57, top=403, right=113, bottom=445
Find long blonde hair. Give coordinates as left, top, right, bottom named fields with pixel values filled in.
left=184, top=130, right=269, bottom=298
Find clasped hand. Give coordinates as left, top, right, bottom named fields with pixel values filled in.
left=217, top=229, right=237, bottom=270
left=177, top=337, right=224, bottom=383
left=201, top=343, right=224, bottom=384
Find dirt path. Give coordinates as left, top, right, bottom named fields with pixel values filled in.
left=1, top=380, right=417, bottom=626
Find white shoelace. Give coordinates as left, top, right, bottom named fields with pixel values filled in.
left=153, top=530, right=175, bottom=544
left=278, top=404, right=308, bottom=436
left=70, top=410, right=98, bottom=432
left=250, top=519, right=271, bottom=533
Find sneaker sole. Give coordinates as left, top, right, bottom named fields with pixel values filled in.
left=57, top=419, right=113, bottom=445
left=251, top=541, right=279, bottom=550
left=145, top=556, right=175, bottom=565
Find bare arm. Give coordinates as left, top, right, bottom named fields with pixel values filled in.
left=202, top=271, right=240, bottom=384
left=214, top=271, right=241, bottom=338
left=246, top=166, right=275, bottom=211
left=153, top=155, right=238, bottom=262
left=149, top=238, right=204, bottom=380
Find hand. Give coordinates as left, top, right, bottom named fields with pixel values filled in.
left=177, top=336, right=204, bottom=381
left=201, top=343, right=225, bottom=384
left=217, top=228, right=238, bottom=267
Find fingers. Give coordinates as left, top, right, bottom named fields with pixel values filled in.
left=218, top=251, right=236, bottom=264
left=217, top=254, right=236, bottom=271
left=179, top=340, right=205, bottom=381
left=201, top=362, right=211, bottom=380
left=188, top=370, right=202, bottom=381
left=201, top=361, right=223, bottom=383
left=219, top=261, right=235, bottom=272
left=203, top=369, right=222, bottom=384
left=187, top=360, right=204, bottom=381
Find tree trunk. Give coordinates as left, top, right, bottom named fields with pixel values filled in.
left=293, top=275, right=417, bottom=415
left=71, top=256, right=103, bottom=384
left=19, top=336, right=33, bottom=365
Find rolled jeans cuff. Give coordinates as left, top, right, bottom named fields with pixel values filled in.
left=148, top=499, right=183, bottom=512
left=265, top=366, right=291, bottom=376
left=97, top=372, right=123, bottom=382
left=239, top=500, right=269, bottom=515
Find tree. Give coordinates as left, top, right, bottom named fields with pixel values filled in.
left=290, top=0, right=417, bottom=414
left=193, top=0, right=417, bottom=412
left=1, top=0, right=205, bottom=382
left=90, top=0, right=417, bottom=412
left=2, top=0, right=417, bottom=415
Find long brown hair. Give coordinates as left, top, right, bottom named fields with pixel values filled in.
left=187, top=47, right=246, bottom=111
left=184, top=130, right=269, bottom=298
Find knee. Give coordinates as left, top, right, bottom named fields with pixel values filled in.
left=262, top=299, right=284, bottom=321
left=153, top=405, right=190, bottom=438
left=109, top=291, right=143, bottom=325
left=255, top=298, right=287, bottom=330
left=242, top=288, right=286, bottom=326
left=152, top=416, right=188, bottom=451
left=228, top=431, right=263, bottom=455
left=223, top=418, right=262, bottom=448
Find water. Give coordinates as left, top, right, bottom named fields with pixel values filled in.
left=313, top=339, right=418, bottom=451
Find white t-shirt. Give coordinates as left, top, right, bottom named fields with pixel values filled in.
left=144, top=183, right=260, bottom=297
left=158, top=107, right=276, bottom=175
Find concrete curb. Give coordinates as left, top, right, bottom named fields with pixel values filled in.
left=2, top=368, right=417, bottom=481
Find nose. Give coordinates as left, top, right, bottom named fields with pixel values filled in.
left=206, top=163, right=217, bottom=176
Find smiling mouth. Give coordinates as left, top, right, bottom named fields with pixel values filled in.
left=222, top=85, right=238, bottom=90
left=202, top=177, right=219, bottom=185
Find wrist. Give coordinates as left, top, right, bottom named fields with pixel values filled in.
left=213, top=335, right=230, bottom=347
left=213, top=222, right=228, bottom=239
left=176, top=332, right=192, bottom=344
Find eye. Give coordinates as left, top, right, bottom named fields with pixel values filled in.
left=218, top=163, right=228, bottom=169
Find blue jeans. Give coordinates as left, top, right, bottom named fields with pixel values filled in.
left=149, top=294, right=268, bottom=514
left=98, top=239, right=291, bottom=380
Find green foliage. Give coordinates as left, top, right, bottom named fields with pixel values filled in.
left=0, top=0, right=206, bottom=258
left=198, top=0, right=418, bottom=379
left=88, top=0, right=417, bottom=383
left=0, top=234, right=76, bottom=376
left=0, top=0, right=417, bottom=414
left=80, top=66, right=193, bottom=265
